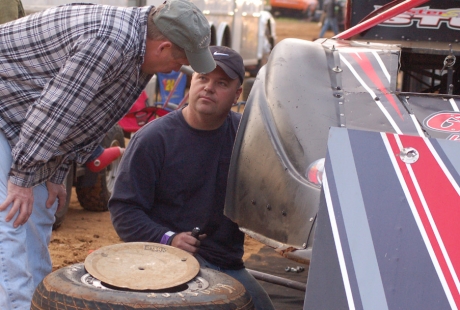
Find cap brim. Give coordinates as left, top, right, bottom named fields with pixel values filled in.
left=215, top=60, right=240, bottom=82
left=185, top=48, right=216, bottom=74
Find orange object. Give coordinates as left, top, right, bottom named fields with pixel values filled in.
left=86, top=147, right=123, bottom=173
left=270, top=0, right=317, bottom=14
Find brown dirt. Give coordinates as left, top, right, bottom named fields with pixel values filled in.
left=49, top=18, right=323, bottom=271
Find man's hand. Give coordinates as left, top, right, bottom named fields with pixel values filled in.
left=0, top=181, right=34, bottom=227
left=46, top=181, right=67, bottom=211
left=170, top=231, right=207, bottom=255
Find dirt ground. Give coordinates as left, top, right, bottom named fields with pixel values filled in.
left=49, top=18, right=327, bottom=271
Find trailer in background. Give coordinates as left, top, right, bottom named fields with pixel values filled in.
left=22, top=0, right=276, bottom=77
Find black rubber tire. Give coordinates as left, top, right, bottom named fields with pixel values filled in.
left=76, top=124, right=125, bottom=212
left=242, top=77, right=256, bottom=102
left=52, top=165, right=74, bottom=230
left=31, top=263, right=254, bottom=310
left=248, top=23, right=274, bottom=77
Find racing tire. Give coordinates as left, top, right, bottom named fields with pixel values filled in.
left=76, top=124, right=125, bottom=212
left=248, top=23, right=274, bottom=77
left=31, top=263, right=254, bottom=310
left=242, top=77, right=256, bottom=102
left=52, top=166, right=74, bottom=230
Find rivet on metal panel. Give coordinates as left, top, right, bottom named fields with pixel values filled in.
left=334, top=93, right=342, bottom=98
left=281, top=210, right=287, bottom=216
left=339, top=101, right=343, bottom=105
left=302, top=243, right=307, bottom=249
left=266, top=204, right=272, bottom=210
left=309, top=217, right=314, bottom=222
left=334, top=86, right=341, bottom=90
left=332, top=66, right=342, bottom=73
left=398, top=147, right=419, bottom=164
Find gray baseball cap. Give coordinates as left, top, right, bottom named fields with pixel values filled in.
left=153, top=0, right=216, bottom=74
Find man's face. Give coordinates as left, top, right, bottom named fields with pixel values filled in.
left=141, top=40, right=189, bottom=74
left=188, top=66, right=242, bottom=119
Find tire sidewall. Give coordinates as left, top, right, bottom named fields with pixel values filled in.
left=32, top=263, right=253, bottom=309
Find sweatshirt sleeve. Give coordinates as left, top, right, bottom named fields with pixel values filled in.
left=108, top=130, right=171, bottom=243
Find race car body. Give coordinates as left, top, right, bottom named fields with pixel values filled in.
left=224, top=0, right=460, bottom=265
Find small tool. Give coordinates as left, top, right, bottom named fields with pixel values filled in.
left=191, top=227, right=200, bottom=238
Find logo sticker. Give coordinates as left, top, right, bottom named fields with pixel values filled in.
left=376, top=6, right=460, bottom=30
left=425, top=112, right=460, bottom=132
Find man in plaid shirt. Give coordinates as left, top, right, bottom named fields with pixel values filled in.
left=0, top=0, right=215, bottom=308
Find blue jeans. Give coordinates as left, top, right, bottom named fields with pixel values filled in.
left=195, top=255, right=275, bottom=310
left=319, top=17, right=339, bottom=38
left=0, top=131, right=57, bottom=309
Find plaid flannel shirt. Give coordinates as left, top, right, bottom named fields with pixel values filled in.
left=0, top=4, right=153, bottom=187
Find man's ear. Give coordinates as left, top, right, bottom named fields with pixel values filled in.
left=158, top=41, right=172, bottom=53
left=235, top=86, right=243, bottom=103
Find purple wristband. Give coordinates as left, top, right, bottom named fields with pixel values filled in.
left=160, top=231, right=175, bottom=244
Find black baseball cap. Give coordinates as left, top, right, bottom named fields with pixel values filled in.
left=209, top=46, right=245, bottom=84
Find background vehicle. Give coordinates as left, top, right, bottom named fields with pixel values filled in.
left=269, top=0, right=318, bottom=19
left=23, top=0, right=276, bottom=78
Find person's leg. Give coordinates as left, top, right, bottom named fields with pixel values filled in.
left=0, top=131, right=34, bottom=309
left=195, top=255, right=275, bottom=310
left=331, top=17, right=339, bottom=35
left=26, top=183, right=57, bottom=289
left=0, top=131, right=57, bottom=309
left=319, top=18, right=331, bottom=38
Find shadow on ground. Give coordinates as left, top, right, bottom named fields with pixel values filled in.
left=244, top=245, right=309, bottom=310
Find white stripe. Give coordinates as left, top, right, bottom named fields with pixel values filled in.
left=410, top=114, right=425, bottom=137
left=382, top=133, right=457, bottom=309
left=396, top=134, right=460, bottom=298
left=340, top=54, right=403, bottom=134
left=323, top=171, right=356, bottom=310
left=450, top=98, right=459, bottom=112
left=371, top=51, right=391, bottom=83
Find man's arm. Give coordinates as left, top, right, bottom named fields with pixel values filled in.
left=109, top=133, right=169, bottom=243
left=109, top=122, right=207, bottom=255
left=10, top=37, right=125, bottom=188
left=2, top=37, right=125, bottom=225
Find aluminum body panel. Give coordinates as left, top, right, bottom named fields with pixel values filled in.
left=304, top=127, right=460, bottom=309
left=225, top=37, right=460, bottom=260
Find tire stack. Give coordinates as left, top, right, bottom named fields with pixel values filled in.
left=31, top=263, right=254, bottom=310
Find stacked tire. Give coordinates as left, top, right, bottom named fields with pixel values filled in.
left=31, top=264, right=254, bottom=310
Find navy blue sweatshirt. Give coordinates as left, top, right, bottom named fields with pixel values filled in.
left=109, top=109, right=245, bottom=269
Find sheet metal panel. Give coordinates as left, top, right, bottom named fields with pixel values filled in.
left=348, top=0, right=460, bottom=48
left=305, top=127, right=460, bottom=309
